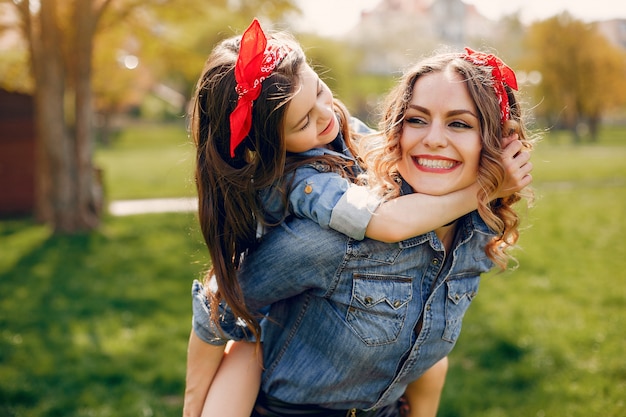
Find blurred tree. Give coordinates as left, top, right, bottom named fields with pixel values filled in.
left=481, top=12, right=526, bottom=65
left=1, top=0, right=298, bottom=233
left=523, top=13, right=626, bottom=141
left=2, top=0, right=108, bottom=233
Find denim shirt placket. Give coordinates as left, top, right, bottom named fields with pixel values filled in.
left=421, top=235, right=447, bottom=324
left=372, top=227, right=475, bottom=409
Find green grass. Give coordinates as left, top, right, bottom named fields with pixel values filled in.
left=0, top=213, right=208, bottom=417
left=1, top=124, right=625, bottom=416
left=94, top=122, right=196, bottom=200
left=441, top=187, right=625, bottom=416
left=440, top=132, right=626, bottom=416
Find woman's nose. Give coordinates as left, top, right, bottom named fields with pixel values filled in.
left=422, top=122, right=447, bottom=148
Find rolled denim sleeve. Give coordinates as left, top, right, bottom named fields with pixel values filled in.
left=191, top=279, right=254, bottom=345
left=329, top=184, right=382, bottom=240
left=288, top=169, right=381, bottom=240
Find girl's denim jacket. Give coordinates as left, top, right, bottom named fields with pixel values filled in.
left=192, top=180, right=496, bottom=410
left=260, top=117, right=380, bottom=240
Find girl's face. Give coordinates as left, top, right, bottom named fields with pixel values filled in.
left=282, top=64, right=339, bottom=153
left=396, top=70, right=483, bottom=196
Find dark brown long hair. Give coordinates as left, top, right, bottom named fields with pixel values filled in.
left=189, top=30, right=356, bottom=341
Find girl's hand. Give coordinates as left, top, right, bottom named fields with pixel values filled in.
left=496, top=133, right=533, bottom=198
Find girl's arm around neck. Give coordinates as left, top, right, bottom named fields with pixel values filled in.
left=365, top=135, right=532, bottom=243
left=365, top=184, right=480, bottom=243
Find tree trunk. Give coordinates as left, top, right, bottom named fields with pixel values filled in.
left=97, top=109, right=115, bottom=146
left=31, top=0, right=80, bottom=231
left=74, top=0, right=101, bottom=227
left=24, top=0, right=102, bottom=233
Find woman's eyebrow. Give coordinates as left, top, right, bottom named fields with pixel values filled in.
left=407, top=104, right=477, bottom=119
left=407, top=104, right=429, bottom=114
left=448, top=109, right=479, bottom=118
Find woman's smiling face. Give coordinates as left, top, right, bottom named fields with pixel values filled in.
left=396, top=69, right=482, bottom=196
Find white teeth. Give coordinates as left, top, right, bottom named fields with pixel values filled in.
left=417, top=158, right=456, bottom=169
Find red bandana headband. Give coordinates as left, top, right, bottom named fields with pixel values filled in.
left=461, top=47, right=518, bottom=125
left=229, top=18, right=292, bottom=157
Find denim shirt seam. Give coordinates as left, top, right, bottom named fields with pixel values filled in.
left=322, top=239, right=353, bottom=299
left=263, top=292, right=314, bottom=384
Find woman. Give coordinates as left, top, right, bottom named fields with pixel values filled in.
left=187, top=47, right=534, bottom=417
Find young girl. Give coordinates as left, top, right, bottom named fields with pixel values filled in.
left=184, top=19, right=532, bottom=417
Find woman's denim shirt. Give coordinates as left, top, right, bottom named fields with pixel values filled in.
left=260, top=117, right=380, bottom=240
left=192, top=185, right=496, bottom=410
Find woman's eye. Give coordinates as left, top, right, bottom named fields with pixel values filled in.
left=299, top=117, right=310, bottom=131
left=405, top=116, right=425, bottom=125
left=450, top=121, right=472, bottom=129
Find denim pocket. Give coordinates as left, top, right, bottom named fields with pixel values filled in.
left=442, top=276, right=480, bottom=343
left=346, top=273, right=412, bottom=346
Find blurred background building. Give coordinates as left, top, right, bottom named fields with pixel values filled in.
left=344, top=0, right=626, bottom=73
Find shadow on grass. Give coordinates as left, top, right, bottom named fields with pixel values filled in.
left=0, top=214, right=206, bottom=417
left=439, top=333, right=554, bottom=417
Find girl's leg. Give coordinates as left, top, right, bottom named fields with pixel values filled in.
left=403, top=356, right=448, bottom=417
left=183, top=330, right=226, bottom=417
left=201, top=341, right=263, bottom=417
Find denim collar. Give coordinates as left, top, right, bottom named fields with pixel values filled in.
left=293, top=130, right=355, bottom=160
left=289, top=126, right=362, bottom=176
left=398, top=178, right=494, bottom=244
